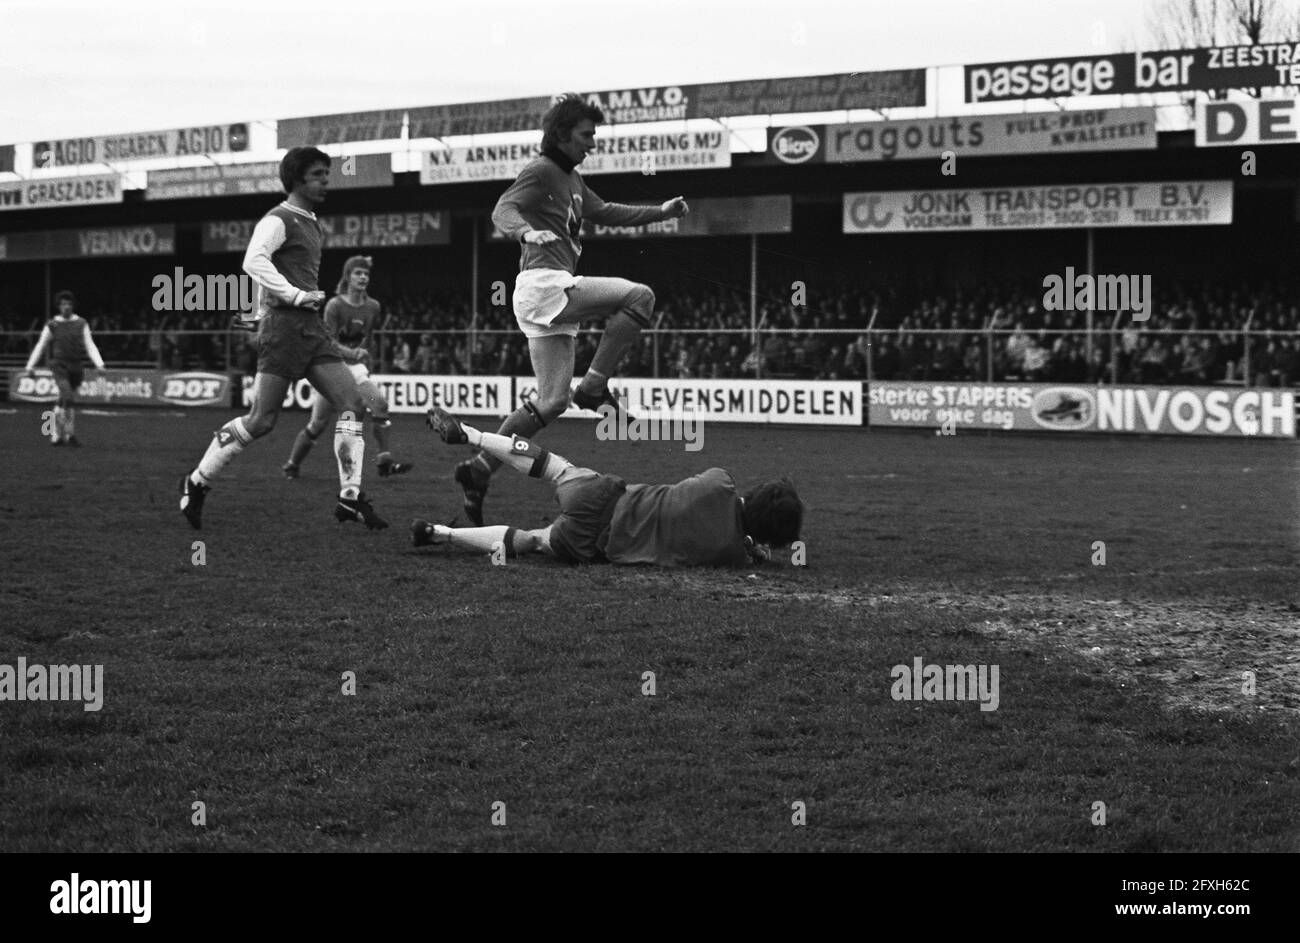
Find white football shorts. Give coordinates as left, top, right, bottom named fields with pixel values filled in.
left=513, top=269, right=582, bottom=339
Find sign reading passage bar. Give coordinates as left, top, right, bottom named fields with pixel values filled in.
left=843, top=181, right=1233, bottom=233
left=966, top=43, right=1300, bottom=103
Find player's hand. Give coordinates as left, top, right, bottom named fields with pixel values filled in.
left=356, top=348, right=373, bottom=368
left=661, top=196, right=689, bottom=219
left=232, top=315, right=258, bottom=333
left=302, top=290, right=327, bottom=310
left=522, top=229, right=560, bottom=245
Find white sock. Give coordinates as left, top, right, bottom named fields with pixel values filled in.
left=335, top=412, right=364, bottom=499
left=51, top=406, right=64, bottom=441
left=436, top=524, right=509, bottom=553
left=194, top=417, right=252, bottom=485
left=64, top=407, right=76, bottom=437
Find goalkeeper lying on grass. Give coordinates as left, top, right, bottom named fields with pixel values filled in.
left=418, top=407, right=803, bottom=567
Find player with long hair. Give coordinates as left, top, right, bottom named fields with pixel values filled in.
left=282, top=255, right=414, bottom=480
left=451, top=92, right=690, bottom=526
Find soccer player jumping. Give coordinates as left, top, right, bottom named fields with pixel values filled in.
left=282, top=255, right=414, bottom=480
left=421, top=407, right=803, bottom=567
left=24, top=290, right=105, bottom=446
left=453, top=92, right=690, bottom=526
left=179, top=147, right=387, bottom=530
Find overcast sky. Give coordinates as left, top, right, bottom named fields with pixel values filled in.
left=0, top=0, right=1159, bottom=144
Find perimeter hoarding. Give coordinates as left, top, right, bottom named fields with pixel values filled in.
left=1195, top=97, right=1300, bottom=146
left=516, top=377, right=863, bottom=425
left=0, top=174, right=123, bottom=212
left=147, top=154, right=392, bottom=200
left=420, top=130, right=729, bottom=185
left=869, top=381, right=1294, bottom=438
left=489, top=195, right=792, bottom=240
left=843, top=181, right=1233, bottom=233
left=9, top=369, right=233, bottom=408
left=0, top=224, right=176, bottom=261
left=240, top=375, right=861, bottom=425
left=280, top=69, right=926, bottom=146
left=965, top=43, right=1300, bottom=103
left=203, top=213, right=449, bottom=252
left=766, top=108, right=1156, bottom=166
left=240, top=375, right=516, bottom=417
left=33, top=123, right=250, bottom=168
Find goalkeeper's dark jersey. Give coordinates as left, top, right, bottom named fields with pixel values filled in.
left=604, top=467, right=749, bottom=567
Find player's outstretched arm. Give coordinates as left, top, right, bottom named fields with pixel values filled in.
left=24, top=325, right=52, bottom=374
left=582, top=179, right=687, bottom=226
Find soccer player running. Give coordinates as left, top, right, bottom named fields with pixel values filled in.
left=282, top=255, right=414, bottom=480
left=24, top=291, right=106, bottom=446
left=421, top=407, right=803, bottom=567
left=179, top=147, right=387, bottom=530
left=452, top=92, right=690, bottom=526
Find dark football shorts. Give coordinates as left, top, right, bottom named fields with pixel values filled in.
left=548, top=469, right=627, bottom=564
left=52, top=363, right=84, bottom=393
left=256, top=308, right=342, bottom=380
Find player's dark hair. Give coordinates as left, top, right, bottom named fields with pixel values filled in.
left=336, top=255, right=373, bottom=295
left=541, top=93, right=604, bottom=151
left=54, top=290, right=75, bottom=308
left=742, top=476, right=804, bottom=548
left=279, top=146, right=331, bottom=193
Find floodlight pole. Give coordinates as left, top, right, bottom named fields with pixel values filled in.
left=750, top=233, right=759, bottom=378
left=865, top=307, right=878, bottom=381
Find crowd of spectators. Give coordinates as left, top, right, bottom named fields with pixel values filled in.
left=3, top=277, right=1299, bottom=387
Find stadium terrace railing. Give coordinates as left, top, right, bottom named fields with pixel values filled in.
left=1, top=326, right=1298, bottom=389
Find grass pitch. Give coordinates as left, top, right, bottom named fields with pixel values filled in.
left=1, top=405, right=1297, bottom=852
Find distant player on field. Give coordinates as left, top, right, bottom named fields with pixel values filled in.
left=420, top=407, right=803, bottom=567
left=282, top=255, right=414, bottom=480
left=179, top=146, right=387, bottom=530
left=24, top=290, right=105, bottom=446
left=452, top=92, right=690, bottom=526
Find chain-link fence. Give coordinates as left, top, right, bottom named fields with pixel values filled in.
left=2, top=324, right=1298, bottom=387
